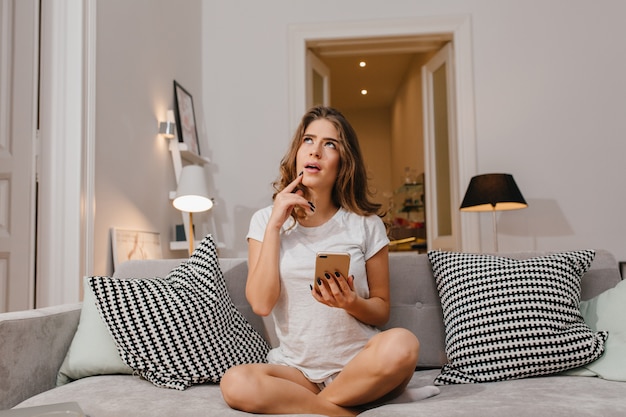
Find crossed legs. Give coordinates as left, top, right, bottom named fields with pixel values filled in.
left=220, top=328, right=419, bottom=416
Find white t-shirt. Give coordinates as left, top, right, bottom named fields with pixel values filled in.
left=247, top=206, right=390, bottom=382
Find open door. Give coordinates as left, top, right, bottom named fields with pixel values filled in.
left=423, top=42, right=461, bottom=251
left=306, top=49, right=330, bottom=109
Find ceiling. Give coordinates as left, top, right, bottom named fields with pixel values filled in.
left=308, top=35, right=451, bottom=110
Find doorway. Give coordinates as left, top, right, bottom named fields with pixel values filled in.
left=288, top=16, right=480, bottom=252
left=307, top=36, right=455, bottom=251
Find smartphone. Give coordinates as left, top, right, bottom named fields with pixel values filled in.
left=314, top=252, right=350, bottom=289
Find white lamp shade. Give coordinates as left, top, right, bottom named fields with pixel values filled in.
left=173, top=165, right=213, bottom=212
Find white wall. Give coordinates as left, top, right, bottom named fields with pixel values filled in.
left=94, top=0, right=204, bottom=275
left=200, top=0, right=626, bottom=260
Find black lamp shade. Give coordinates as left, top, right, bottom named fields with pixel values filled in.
left=460, top=173, right=527, bottom=212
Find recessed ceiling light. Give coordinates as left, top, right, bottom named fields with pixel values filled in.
left=361, top=89, right=368, bottom=95
left=359, top=61, right=366, bottom=68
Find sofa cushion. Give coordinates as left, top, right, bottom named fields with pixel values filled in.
left=88, top=235, right=270, bottom=390
left=383, top=252, right=447, bottom=367
left=428, top=249, right=608, bottom=385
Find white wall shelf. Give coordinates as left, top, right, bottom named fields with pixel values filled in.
left=170, top=240, right=199, bottom=251
left=170, top=236, right=225, bottom=251
left=168, top=139, right=209, bottom=182
left=179, top=143, right=210, bottom=165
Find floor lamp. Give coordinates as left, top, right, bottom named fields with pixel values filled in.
left=173, top=165, right=213, bottom=256
left=460, top=173, right=527, bottom=252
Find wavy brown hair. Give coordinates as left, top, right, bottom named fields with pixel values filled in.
left=272, top=106, right=382, bottom=222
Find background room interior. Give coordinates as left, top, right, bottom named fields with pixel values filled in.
left=2, top=0, right=626, bottom=312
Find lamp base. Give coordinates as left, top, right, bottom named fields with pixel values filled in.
left=492, top=209, right=498, bottom=252
left=188, top=212, right=194, bottom=256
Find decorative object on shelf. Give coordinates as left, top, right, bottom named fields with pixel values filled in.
left=158, top=109, right=210, bottom=169
left=403, top=166, right=418, bottom=185
left=173, top=165, right=213, bottom=256
left=158, top=110, right=176, bottom=139
left=110, top=228, right=162, bottom=270
left=173, top=80, right=201, bottom=156
left=460, top=173, right=527, bottom=252
left=395, top=169, right=424, bottom=222
left=175, top=224, right=195, bottom=242
left=396, top=183, right=424, bottom=219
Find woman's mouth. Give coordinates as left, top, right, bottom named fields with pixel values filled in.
left=304, top=163, right=321, bottom=172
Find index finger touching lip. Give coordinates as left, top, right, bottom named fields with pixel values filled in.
left=286, top=171, right=304, bottom=193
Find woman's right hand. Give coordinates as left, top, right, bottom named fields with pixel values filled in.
left=246, top=173, right=314, bottom=316
left=267, top=173, right=314, bottom=230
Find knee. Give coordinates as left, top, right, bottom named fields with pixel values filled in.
left=375, top=328, right=420, bottom=373
left=391, top=328, right=420, bottom=369
left=220, top=365, right=257, bottom=410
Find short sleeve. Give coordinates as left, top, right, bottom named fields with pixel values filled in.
left=364, top=215, right=389, bottom=261
left=247, top=206, right=271, bottom=243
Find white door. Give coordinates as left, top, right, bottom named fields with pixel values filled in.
left=0, top=0, right=38, bottom=312
left=423, top=42, right=461, bottom=251
left=306, top=49, right=330, bottom=109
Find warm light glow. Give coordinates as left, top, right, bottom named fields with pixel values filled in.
left=359, top=61, right=366, bottom=67
left=159, top=109, right=176, bottom=138
left=173, top=194, right=213, bottom=212
left=361, top=89, right=368, bottom=95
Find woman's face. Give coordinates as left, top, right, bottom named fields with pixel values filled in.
left=296, top=118, right=341, bottom=193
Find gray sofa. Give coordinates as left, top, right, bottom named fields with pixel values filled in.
left=2, top=250, right=625, bottom=416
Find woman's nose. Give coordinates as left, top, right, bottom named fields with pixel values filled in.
left=309, top=145, right=321, bottom=157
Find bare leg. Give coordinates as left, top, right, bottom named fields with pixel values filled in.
left=319, top=328, right=420, bottom=408
left=220, top=363, right=358, bottom=416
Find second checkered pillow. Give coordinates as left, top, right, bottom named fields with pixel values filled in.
left=428, top=250, right=607, bottom=385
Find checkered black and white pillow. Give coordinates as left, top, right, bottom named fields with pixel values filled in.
left=428, top=250, right=607, bottom=385
left=89, top=235, right=269, bottom=390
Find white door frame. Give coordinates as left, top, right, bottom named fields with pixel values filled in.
left=37, top=0, right=96, bottom=307
left=423, top=42, right=461, bottom=251
left=288, top=15, right=480, bottom=251
left=306, top=49, right=331, bottom=108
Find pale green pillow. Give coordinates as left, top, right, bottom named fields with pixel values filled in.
left=57, top=277, right=133, bottom=385
left=566, top=279, right=626, bottom=380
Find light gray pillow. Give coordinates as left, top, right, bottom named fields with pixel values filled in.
left=564, top=279, right=626, bottom=380
left=57, top=276, right=132, bottom=386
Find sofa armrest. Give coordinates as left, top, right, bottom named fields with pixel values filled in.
left=0, top=303, right=81, bottom=409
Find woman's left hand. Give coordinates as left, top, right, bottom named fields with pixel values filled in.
left=311, top=247, right=390, bottom=327
left=311, top=272, right=358, bottom=309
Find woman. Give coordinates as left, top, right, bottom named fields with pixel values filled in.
left=220, top=106, right=420, bottom=416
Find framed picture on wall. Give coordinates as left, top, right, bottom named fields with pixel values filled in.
left=173, top=80, right=201, bottom=156
left=111, top=228, right=162, bottom=270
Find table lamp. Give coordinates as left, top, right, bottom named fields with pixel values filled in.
left=173, top=165, right=213, bottom=255
left=460, top=173, right=527, bottom=252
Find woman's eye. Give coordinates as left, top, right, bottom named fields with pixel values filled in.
left=303, top=137, right=313, bottom=144
left=324, top=141, right=337, bottom=149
